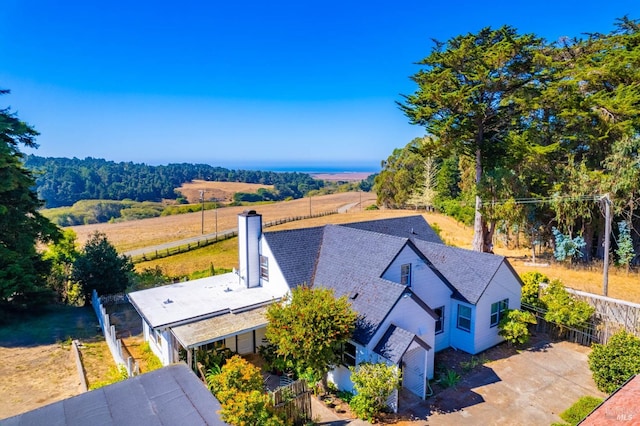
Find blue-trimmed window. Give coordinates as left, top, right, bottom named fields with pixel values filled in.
left=490, top=299, right=509, bottom=327
left=457, top=304, right=471, bottom=332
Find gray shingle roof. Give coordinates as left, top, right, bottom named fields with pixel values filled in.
left=312, top=226, right=408, bottom=345
left=412, top=239, right=506, bottom=304
left=373, top=324, right=416, bottom=364
left=263, top=226, right=325, bottom=288
left=373, top=324, right=431, bottom=364
left=341, top=215, right=443, bottom=244
left=0, top=364, right=227, bottom=426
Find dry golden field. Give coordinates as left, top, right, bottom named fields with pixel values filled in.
left=70, top=191, right=378, bottom=251
left=176, top=180, right=274, bottom=203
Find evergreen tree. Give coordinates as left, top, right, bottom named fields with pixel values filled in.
left=0, top=89, right=60, bottom=312
left=400, top=26, right=547, bottom=252
left=73, top=231, right=133, bottom=302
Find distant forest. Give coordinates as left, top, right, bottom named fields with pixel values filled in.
left=25, top=156, right=326, bottom=208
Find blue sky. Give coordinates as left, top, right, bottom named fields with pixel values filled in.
left=1, top=1, right=637, bottom=172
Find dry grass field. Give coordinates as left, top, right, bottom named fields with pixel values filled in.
left=176, top=180, right=274, bottom=203
left=70, top=191, right=377, bottom=251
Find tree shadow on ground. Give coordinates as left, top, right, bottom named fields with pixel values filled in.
left=0, top=305, right=100, bottom=347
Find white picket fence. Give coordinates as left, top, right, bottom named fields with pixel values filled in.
left=92, top=290, right=139, bottom=377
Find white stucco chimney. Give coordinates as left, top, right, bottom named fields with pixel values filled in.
left=238, top=210, right=262, bottom=288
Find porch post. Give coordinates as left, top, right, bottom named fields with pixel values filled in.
left=187, top=348, right=193, bottom=370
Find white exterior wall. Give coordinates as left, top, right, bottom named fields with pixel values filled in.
left=238, top=212, right=262, bottom=288
left=448, top=301, right=476, bottom=353
left=367, top=296, right=435, bottom=379
left=259, top=240, right=293, bottom=295
left=381, top=245, right=452, bottom=353
left=473, top=262, right=522, bottom=353
left=144, top=321, right=173, bottom=366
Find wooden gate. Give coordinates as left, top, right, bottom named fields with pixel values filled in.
left=271, top=380, right=312, bottom=425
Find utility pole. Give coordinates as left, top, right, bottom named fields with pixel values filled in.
left=215, top=201, right=218, bottom=241
left=199, top=190, right=205, bottom=235
left=602, top=194, right=612, bottom=296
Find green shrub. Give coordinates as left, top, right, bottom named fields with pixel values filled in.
left=589, top=330, right=640, bottom=393
left=520, top=271, right=549, bottom=307
left=439, top=369, right=461, bottom=388
left=541, top=280, right=594, bottom=329
left=559, top=396, right=603, bottom=425
left=498, top=309, right=537, bottom=345
left=349, top=363, right=401, bottom=421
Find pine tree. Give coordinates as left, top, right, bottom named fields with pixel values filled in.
left=0, top=89, right=60, bottom=312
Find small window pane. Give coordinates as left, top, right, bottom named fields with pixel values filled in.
left=260, top=255, right=269, bottom=281
left=342, top=342, right=356, bottom=367
left=457, top=304, right=471, bottom=332
left=401, top=263, right=412, bottom=286
left=435, top=306, right=444, bottom=334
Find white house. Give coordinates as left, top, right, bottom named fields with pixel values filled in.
left=129, top=210, right=522, bottom=407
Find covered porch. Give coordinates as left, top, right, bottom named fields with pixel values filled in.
left=171, top=306, right=269, bottom=370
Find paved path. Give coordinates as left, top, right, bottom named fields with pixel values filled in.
left=401, top=340, right=606, bottom=425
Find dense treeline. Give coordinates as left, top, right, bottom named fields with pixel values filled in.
left=377, top=17, right=640, bottom=261
left=25, top=155, right=325, bottom=208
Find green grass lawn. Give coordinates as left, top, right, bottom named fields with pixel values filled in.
left=0, top=305, right=100, bottom=347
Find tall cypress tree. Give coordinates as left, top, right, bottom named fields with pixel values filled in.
left=0, top=89, right=60, bottom=311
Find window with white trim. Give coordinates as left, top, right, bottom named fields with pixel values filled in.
left=400, top=263, right=412, bottom=286
left=457, top=304, right=471, bottom=332
left=434, top=306, right=445, bottom=334
left=342, top=342, right=356, bottom=367
left=260, top=255, right=269, bottom=281
left=490, top=299, right=509, bottom=327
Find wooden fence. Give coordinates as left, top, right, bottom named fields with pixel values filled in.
left=522, top=302, right=601, bottom=346
left=130, top=209, right=338, bottom=263
left=272, top=380, right=312, bottom=425
left=92, top=290, right=139, bottom=377
left=522, top=287, right=640, bottom=347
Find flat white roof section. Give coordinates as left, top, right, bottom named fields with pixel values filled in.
left=172, top=306, right=269, bottom=349
left=128, top=273, right=286, bottom=329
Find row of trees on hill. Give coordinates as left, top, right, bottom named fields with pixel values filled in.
left=25, top=155, right=326, bottom=208
left=378, top=17, right=640, bottom=257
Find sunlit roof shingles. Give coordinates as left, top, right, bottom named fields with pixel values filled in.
left=412, top=240, right=505, bottom=304
left=312, top=226, right=408, bottom=344
left=262, top=226, right=324, bottom=288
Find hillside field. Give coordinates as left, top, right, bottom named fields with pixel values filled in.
left=176, top=180, right=274, bottom=204
left=70, top=191, right=377, bottom=251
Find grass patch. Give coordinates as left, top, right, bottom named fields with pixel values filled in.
left=135, top=237, right=239, bottom=277
left=558, top=395, right=603, bottom=425
left=88, top=365, right=129, bottom=390
left=0, top=305, right=99, bottom=347
left=460, top=355, right=489, bottom=372
left=140, top=341, right=163, bottom=372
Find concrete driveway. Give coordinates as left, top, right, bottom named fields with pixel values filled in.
left=402, top=340, right=606, bottom=425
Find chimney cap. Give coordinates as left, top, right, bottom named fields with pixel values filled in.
left=240, top=209, right=259, bottom=216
